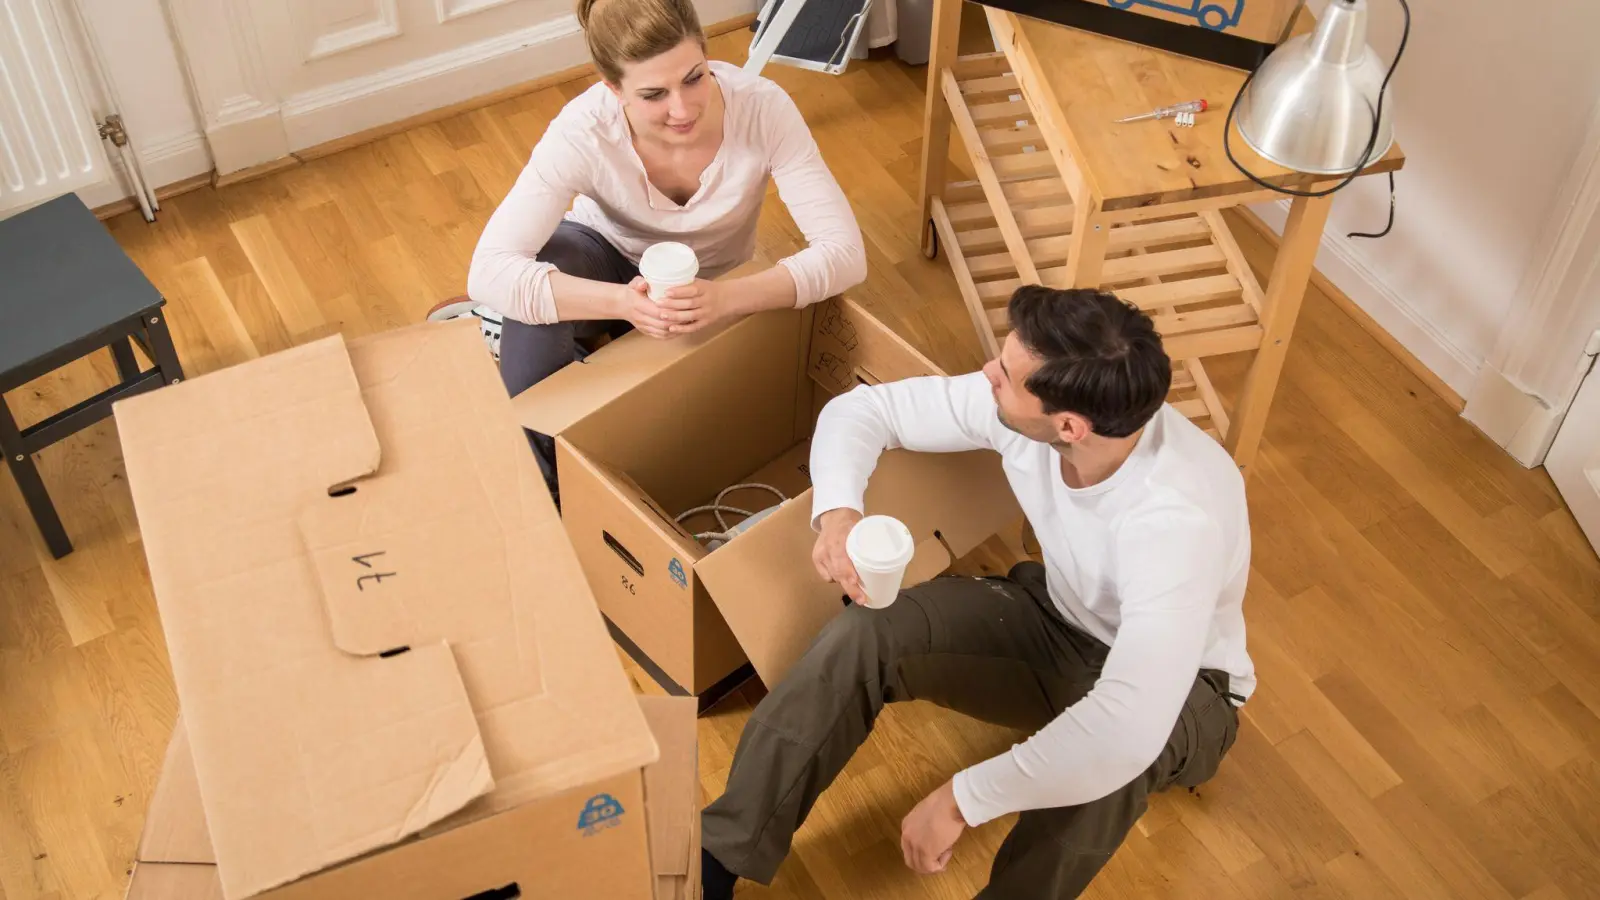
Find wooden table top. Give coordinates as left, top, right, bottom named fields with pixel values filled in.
left=1006, top=7, right=1406, bottom=211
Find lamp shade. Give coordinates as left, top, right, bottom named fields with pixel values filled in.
left=1235, top=0, right=1395, bottom=176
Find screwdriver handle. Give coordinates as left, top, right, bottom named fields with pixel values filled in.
left=1116, top=99, right=1209, bottom=123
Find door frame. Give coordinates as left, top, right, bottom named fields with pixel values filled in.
left=1464, top=90, right=1600, bottom=467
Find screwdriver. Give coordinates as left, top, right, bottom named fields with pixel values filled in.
left=1115, top=99, right=1209, bottom=124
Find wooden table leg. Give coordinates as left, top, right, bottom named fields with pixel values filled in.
left=0, top=397, right=71, bottom=558
left=917, top=0, right=963, bottom=259
left=1066, top=204, right=1110, bottom=288
left=1225, top=195, right=1334, bottom=480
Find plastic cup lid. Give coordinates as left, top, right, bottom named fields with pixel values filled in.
left=639, top=242, right=699, bottom=281
left=846, top=515, right=915, bottom=570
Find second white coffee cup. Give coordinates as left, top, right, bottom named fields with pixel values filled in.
left=639, top=241, right=699, bottom=302
left=846, top=515, right=916, bottom=609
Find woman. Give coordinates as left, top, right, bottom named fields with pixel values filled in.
left=433, top=0, right=867, bottom=500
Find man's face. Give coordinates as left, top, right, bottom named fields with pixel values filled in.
left=982, top=334, right=1062, bottom=444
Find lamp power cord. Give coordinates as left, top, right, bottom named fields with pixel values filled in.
left=1221, top=0, right=1411, bottom=239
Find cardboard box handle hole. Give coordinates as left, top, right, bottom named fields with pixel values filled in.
left=462, top=884, right=520, bottom=900
left=603, top=531, right=645, bottom=577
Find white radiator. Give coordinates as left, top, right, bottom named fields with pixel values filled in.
left=0, top=0, right=108, bottom=215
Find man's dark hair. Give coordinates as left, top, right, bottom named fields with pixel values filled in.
left=1007, top=286, right=1171, bottom=439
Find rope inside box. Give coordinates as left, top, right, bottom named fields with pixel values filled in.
left=676, top=483, right=790, bottom=547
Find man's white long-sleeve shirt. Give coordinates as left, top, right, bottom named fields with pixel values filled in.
left=809, top=373, right=1254, bottom=827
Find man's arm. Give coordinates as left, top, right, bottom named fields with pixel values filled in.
left=808, top=372, right=1006, bottom=529
left=951, top=505, right=1227, bottom=825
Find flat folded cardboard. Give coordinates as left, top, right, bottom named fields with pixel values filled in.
left=514, top=298, right=1022, bottom=696
left=114, top=320, right=660, bottom=900
left=129, top=698, right=701, bottom=900
left=638, top=696, right=701, bottom=900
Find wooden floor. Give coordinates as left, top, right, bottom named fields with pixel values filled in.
left=5, top=23, right=1600, bottom=900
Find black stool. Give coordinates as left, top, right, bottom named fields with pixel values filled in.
left=0, top=194, right=184, bottom=558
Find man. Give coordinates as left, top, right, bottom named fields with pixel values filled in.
left=700, top=286, right=1254, bottom=898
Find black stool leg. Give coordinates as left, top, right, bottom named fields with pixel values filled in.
left=140, top=306, right=185, bottom=385
left=111, top=338, right=141, bottom=382
left=0, top=397, right=71, bottom=558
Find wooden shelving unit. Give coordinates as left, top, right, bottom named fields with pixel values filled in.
left=917, top=3, right=1405, bottom=478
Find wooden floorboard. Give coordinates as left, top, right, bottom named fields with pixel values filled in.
left=3, top=30, right=1600, bottom=900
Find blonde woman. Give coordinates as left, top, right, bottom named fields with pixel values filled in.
left=431, top=0, right=866, bottom=500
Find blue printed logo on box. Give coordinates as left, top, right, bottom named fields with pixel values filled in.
left=1108, top=0, right=1244, bottom=31
left=577, top=793, right=625, bottom=836
left=668, top=558, right=687, bottom=588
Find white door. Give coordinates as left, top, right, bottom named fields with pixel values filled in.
left=0, top=0, right=110, bottom=216
left=1547, top=361, right=1600, bottom=554
left=166, top=0, right=755, bottom=177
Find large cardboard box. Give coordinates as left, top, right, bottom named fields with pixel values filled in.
left=1081, top=0, right=1302, bottom=44
left=514, top=299, right=1022, bottom=700
left=115, top=320, right=662, bottom=900
left=129, top=697, right=701, bottom=900
left=981, top=0, right=1304, bottom=69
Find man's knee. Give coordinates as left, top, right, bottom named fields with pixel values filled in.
left=807, top=604, right=889, bottom=670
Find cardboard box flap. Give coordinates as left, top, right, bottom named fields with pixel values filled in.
left=514, top=320, right=739, bottom=438
left=697, top=448, right=1020, bottom=687
left=638, top=696, right=698, bottom=878
left=115, top=331, right=502, bottom=899
left=138, top=717, right=215, bottom=866
left=808, top=298, right=948, bottom=395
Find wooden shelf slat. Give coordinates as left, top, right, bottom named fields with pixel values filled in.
left=942, top=67, right=1042, bottom=284
left=959, top=73, right=1020, bottom=96
left=1185, top=357, right=1230, bottom=440
left=962, top=217, right=1214, bottom=277
left=1162, top=324, right=1263, bottom=360
left=970, top=97, right=1032, bottom=125
left=931, top=196, right=1002, bottom=360
left=1115, top=273, right=1242, bottom=311
left=944, top=178, right=1071, bottom=213
left=1102, top=244, right=1227, bottom=283
left=1202, top=210, right=1267, bottom=318
left=1151, top=303, right=1258, bottom=338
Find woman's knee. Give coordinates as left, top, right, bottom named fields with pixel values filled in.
left=536, top=224, right=623, bottom=283
left=497, top=317, right=576, bottom=398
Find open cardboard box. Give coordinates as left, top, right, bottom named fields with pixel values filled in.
left=114, top=320, right=668, bottom=900
left=129, top=696, right=700, bottom=900
left=514, top=298, right=1022, bottom=702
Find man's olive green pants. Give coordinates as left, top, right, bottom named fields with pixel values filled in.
left=702, top=562, right=1241, bottom=898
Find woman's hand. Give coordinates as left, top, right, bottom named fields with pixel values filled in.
left=615, top=278, right=671, bottom=339
left=656, top=279, right=737, bottom=335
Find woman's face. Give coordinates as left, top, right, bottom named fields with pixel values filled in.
left=611, top=39, right=715, bottom=145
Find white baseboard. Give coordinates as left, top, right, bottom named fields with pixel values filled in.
left=1250, top=199, right=1481, bottom=398
left=74, top=130, right=213, bottom=211
left=1462, top=366, right=1555, bottom=466
left=274, top=0, right=759, bottom=153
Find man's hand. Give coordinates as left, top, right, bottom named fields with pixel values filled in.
left=812, top=507, right=867, bottom=605
left=902, top=779, right=967, bottom=875
left=617, top=278, right=671, bottom=339
left=657, top=279, right=736, bottom=335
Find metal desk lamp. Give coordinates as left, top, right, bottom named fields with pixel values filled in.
left=1223, top=0, right=1411, bottom=234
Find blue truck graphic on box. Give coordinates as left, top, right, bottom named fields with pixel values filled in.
left=577, top=793, right=626, bottom=836
left=1108, top=0, right=1244, bottom=31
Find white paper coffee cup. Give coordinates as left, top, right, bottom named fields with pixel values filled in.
left=846, top=515, right=915, bottom=609
left=639, top=242, right=699, bottom=302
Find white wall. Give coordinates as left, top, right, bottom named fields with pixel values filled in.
left=68, top=0, right=211, bottom=208
left=1251, top=0, right=1600, bottom=398
left=168, top=0, right=760, bottom=176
